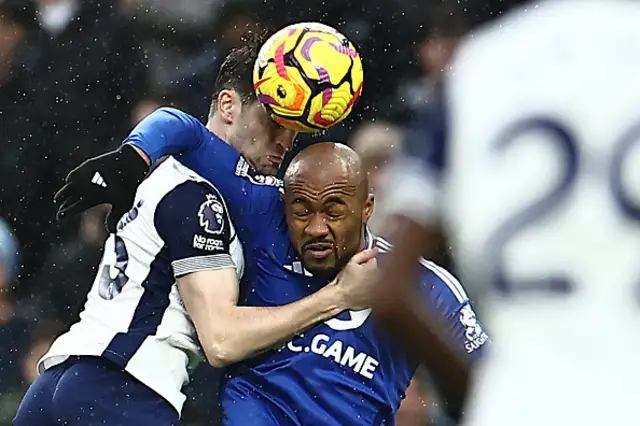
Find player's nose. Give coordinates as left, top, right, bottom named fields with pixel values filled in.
left=304, top=214, right=329, bottom=237
left=275, top=129, right=296, bottom=154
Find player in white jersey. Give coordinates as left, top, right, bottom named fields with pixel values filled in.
left=39, top=157, right=246, bottom=413
left=372, top=1, right=640, bottom=425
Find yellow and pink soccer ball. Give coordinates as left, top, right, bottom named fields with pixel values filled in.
left=253, top=22, right=364, bottom=133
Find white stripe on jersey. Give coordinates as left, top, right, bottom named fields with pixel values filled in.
left=172, top=253, right=235, bottom=277
left=418, top=258, right=467, bottom=303
left=374, top=235, right=467, bottom=303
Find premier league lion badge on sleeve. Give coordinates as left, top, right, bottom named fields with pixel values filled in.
left=198, top=193, right=226, bottom=235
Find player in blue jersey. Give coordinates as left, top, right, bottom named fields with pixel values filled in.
left=14, top=42, right=378, bottom=426
left=221, top=142, right=490, bottom=426
left=55, top=101, right=490, bottom=423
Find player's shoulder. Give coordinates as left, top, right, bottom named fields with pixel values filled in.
left=147, top=159, right=232, bottom=235
left=144, top=156, right=216, bottom=191
left=152, top=106, right=202, bottom=124
left=136, top=158, right=226, bottom=218
left=373, top=235, right=468, bottom=307
left=141, top=106, right=207, bottom=137
left=449, top=2, right=544, bottom=87
left=453, top=0, right=640, bottom=76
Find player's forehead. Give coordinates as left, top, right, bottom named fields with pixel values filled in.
left=285, top=164, right=359, bottom=201
left=284, top=143, right=364, bottom=198
left=245, top=100, right=289, bottom=133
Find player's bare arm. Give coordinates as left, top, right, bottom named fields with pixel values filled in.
left=179, top=248, right=377, bottom=367
left=372, top=216, right=470, bottom=421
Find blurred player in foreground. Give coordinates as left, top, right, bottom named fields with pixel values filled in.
left=373, top=1, right=640, bottom=425
left=13, top=42, right=376, bottom=426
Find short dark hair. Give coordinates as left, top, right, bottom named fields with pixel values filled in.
left=208, top=31, right=267, bottom=117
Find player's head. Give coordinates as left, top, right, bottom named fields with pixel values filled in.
left=207, top=35, right=296, bottom=176
left=283, top=142, right=374, bottom=277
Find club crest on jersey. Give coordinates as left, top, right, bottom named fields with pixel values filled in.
left=198, top=193, right=225, bottom=235
left=459, top=305, right=489, bottom=353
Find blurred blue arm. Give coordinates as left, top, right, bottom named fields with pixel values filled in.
left=417, top=262, right=491, bottom=362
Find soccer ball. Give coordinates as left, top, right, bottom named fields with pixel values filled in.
left=253, top=22, right=364, bottom=133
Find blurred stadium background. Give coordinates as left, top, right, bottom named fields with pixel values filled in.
left=0, top=0, right=492, bottom=424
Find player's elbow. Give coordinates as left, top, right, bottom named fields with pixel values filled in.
left=204, top=350, right=233, bottom=368
left=203, top=336, right=242, bottom=367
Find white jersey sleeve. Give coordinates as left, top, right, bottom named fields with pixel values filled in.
left=38, top=157, right=244, bottom=414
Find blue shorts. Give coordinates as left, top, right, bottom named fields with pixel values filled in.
left=13, top=356, right=181, bottom=426
left=223, top=384, right=294, bottom=426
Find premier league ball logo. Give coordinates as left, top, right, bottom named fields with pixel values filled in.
left=198, top=193, right=225, bottom=235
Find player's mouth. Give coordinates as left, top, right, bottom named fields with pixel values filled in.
left=303, top=243, right=334, bottom=259
left=267, top=155, right=283, bottom=165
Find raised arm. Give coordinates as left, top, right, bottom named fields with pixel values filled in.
left=124, top=107, right=206, bottom=163
left=54, top=107, right=209, bottom=228
left=156, top=178, right=378, bottom=367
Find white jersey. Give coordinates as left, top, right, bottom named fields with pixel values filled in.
left=387, top=1, right=640, bottom=425
left=39, top=157, right=244, bottom=414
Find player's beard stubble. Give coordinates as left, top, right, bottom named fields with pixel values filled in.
left=299, top=224, right=365, bottom=279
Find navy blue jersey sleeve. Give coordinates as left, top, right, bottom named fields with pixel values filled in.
left=382, top=84, right=448, bottom=225
left=154, top=180, right=236, bottom=278
left=416, top=259, right=491, bottom=361
left=402, top=83, right=448, bottom=178
left=124, top=107, right=207, bottom=163
left=384, top=90, right=448, bottom=226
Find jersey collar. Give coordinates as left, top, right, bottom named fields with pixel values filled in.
left=363, top=225, right=375, bottom=250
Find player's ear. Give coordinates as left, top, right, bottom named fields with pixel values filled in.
left=217, top=90, right=242, bottom=124
left=362, top=193, right=375, bottom=224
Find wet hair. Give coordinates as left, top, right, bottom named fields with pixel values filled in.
left=208, top=31, right=267, bottom=118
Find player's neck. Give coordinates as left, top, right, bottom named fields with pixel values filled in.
left=206, top=117, right=245, bottom=153
left=205, top=118, right=225, bottom=141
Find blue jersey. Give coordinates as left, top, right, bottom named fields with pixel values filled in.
left=125, top=107, right=490, bottom=425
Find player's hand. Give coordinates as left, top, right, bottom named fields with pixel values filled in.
left=54, top=144, right=149, bottom=232
left=334, top=248, right=379, bottom=311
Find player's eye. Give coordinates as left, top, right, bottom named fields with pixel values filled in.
left=291, top=206, right=310, bottom=218
left=325, top=208, right=345, bottom=219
